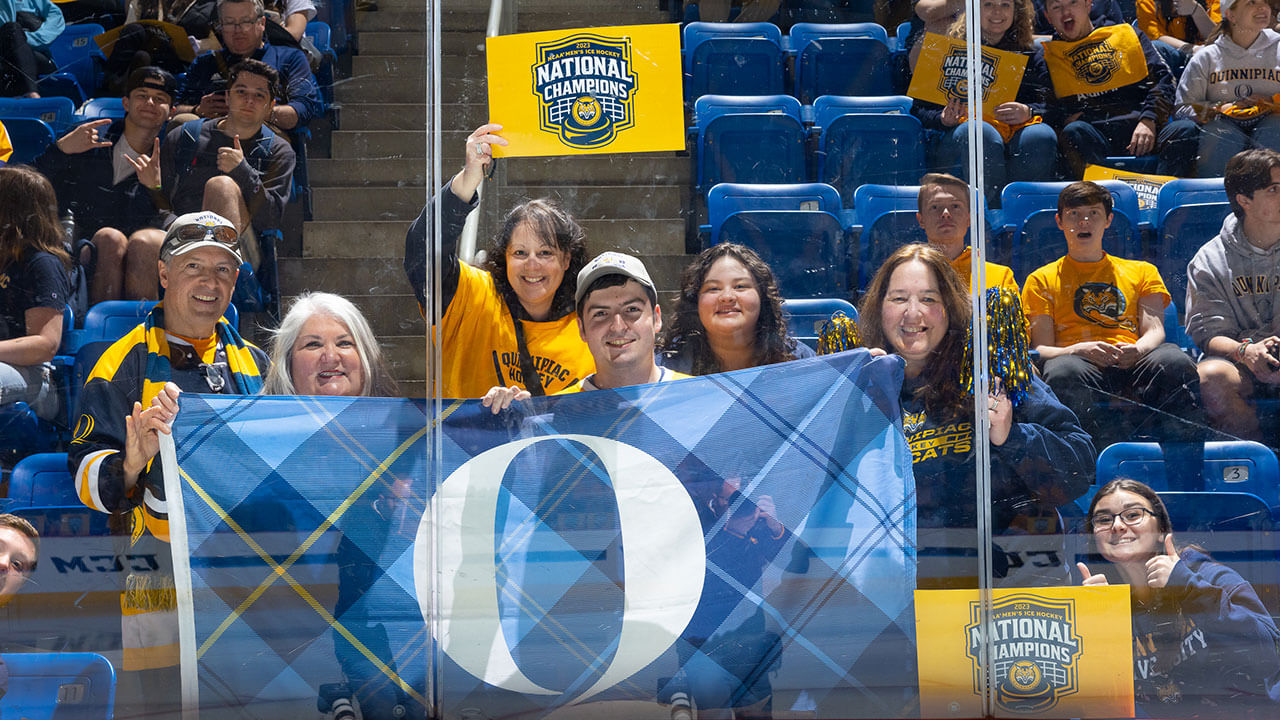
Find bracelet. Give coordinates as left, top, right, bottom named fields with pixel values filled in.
left=1237, top=338, right=1254, bottom=362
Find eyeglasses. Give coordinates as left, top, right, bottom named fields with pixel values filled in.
left=175, top=223, right=238, bottom=245
left=219, top=16, right=262, bottom=30
left=167, top=346, right=228, bottom=393
left=1088, top=507, right=1155, bottom=532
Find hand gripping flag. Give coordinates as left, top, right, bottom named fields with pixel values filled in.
left=163, top=350, right=917, bottom=718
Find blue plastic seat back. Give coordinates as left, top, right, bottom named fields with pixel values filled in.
left=695, top=96, right=807, bottom=193
left=0, top=117, right=55, bottom=165
left=1157, top=491, right=1280, bottom=614
left=36, top=73, right=86, bottom=107
left=76, top=97, right=125, bottom=122
left=693, top=93, right=802, bottom=128
left=46, top=23, right=106, bottom=98
left=82, top=300, right=238, bottom=345
left=0, top=96, right=75, bottom=134
left=788, top=22, right=890, bottom=49
left=793, top=37, right=893, bottom=103
left=813, top=95, right=913, bottom=127
left=717, top=210, right=849, bottom=298
left=1155, top=202, right=1231, bottom=322
left=894, top=21, right=912, bottom=51
left=1097, top=441, right=1280, bottom=508
left=305, top=21, right=337, bottom=109
left=850, top=183, right=920, bottom=226
left=707, top=182, right=842, bottom=241
left=0, top=652, right=116, bottom=720
left=782, top=297, right=858, bottom=349
left=1157, top=178, right=1228, bottom=219
left=6, top=453, right=75, bottom=509
left=858, top=211, right=929, bottom=289
left=683, top=22, right=785, bottom=98
left=818, top=113, right=924, bottom=207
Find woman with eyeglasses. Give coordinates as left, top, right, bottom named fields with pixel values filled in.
left=403, top=122, right=594, bottom=399
left=1079, top=478, right=1280, bottom=715
left=0, top=166, right=71, bottom=421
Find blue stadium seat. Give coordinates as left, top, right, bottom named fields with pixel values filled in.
left=811, top=94, right=913, bottom=122
left=35, top=73, right=86, bottom=107
left=304, top=21, right=338, bottom=116
left=5, top=453, right=76, bottom=509
left=998, top=180, right=1144, bottom=281
left=81, top=300, right=239, bottom=346
left=75, top=97, right=126, bottom=122
left=692, top=95, right=807, bottom=197
left=848, top=184, right=921, bottom=287
left=1157, top=177, right=1228, bottom=209
left=814, top=113, right=924, bottom=207
left=893, top=21, right=911, bottom=51
left=788, top=24, right=893, bottom=102
left=706, top=182, right=843, bottom=244
left=782, top=297, right=858, bottom=349
left=1097, top=441, right=1280, bottom=509
left=44, top=24, right=106, bottom=99
left=0, top=653, right=115, bottom=720
left=682, top=22, right=785, bottom=100
left=717, top=210, right=849, bottom=298
left=1156, top=491, right=1280, bottom=615
left=1153, top=201, right=1231, bottom=327
left=312, top=0, right=353, bottom=56
left=0, top=97, right=76, bottom=135
left=0, top=117, right=55, bottom=165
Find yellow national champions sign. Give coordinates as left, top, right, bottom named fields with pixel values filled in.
left=1085, top=165, right=1178, bottom=213
left=1043, top=24, right=1148, bottom=99
left=485, top=24, right=684, bottom=157
left=907, top=33, right=1027, bottom=115
left=916, top=586, right=1135, bottom=718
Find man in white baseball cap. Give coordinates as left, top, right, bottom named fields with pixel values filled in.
left=69, top=209, right=268, bottom=708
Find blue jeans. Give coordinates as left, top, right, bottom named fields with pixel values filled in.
left=1059, top=117, right=1200, bottom=177
left=1196, top=115, right=1280, bottom=177
left=937, top=120, right=1059, bottom=205
left=0, top=362, right=57, bottom=420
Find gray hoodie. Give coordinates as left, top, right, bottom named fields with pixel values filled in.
left=1176, top=29, right=1280, bottom=111
left=1185, top=212, right=1280, bottom=348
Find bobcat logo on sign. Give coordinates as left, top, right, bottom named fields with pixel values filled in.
left=965, top=594, right=1084, bottom=713
left=938, top=45, right=1000, bottom=103
left=532, top=33, right=638, bottom=149
left=1067, top=39, right=1120, bottom=86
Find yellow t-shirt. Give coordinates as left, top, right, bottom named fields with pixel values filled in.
left=440, top=263, right=595, bottom=399
left=1136, top=0, right=1220, bottom=44
left=950, top=248, right=1020, bottom=294
left=1022, top=253, right=1170, bottom=346
left=555, top=368, right=692, bottom=394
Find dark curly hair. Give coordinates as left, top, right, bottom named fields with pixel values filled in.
left=661, top=243, right=797, bottom=375
left=857, top=243, right=972, bottom=416
left=482, top=197, right=589, bottom=321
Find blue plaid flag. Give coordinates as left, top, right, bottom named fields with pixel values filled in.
left=165, top=350, right=917, bottom=718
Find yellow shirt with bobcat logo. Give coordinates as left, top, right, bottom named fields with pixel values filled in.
left=441, top=263, right=595, bottom=398
left=1021, top=253, right=1169, bottom=346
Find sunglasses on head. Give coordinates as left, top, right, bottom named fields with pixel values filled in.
left=174, top=224, right=238, bottom=247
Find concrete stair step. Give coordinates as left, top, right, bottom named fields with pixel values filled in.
left=352, top=54, right=487, bottom=79
left=310, top=158, right=427, bottom=187
left=381, top=335, right=426, bottom=389
left=302, top=220, right=412, bottom=256
left=279, top=257, right=415, bottom=297
left=302, top=216, right=685, bottom=257
left=338, top=103, right=490, bottom=132
left=311, top=187, right=428, bottom=220
left=280, top=291, right=424, bottom=337
left=517, top=154, right=690, bottom=185
left=359, top=9, right=661, bottom=32
left=336, top=73, right=482, bottom=104
left=494, top=184, right=683, bottom=219
left=360, top=31, right=483, bottom=55
left=331, top=130, right=426, bottom=158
